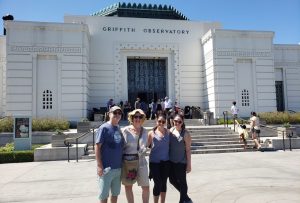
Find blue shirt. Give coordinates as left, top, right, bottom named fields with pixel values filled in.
left=149, top=130, right=169, bottom=163
left=96, top=122, right=124, bottom=169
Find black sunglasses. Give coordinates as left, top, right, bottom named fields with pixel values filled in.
left=113, top=111, right=122, bottom=115
left=174, top=120, right=182, bottom=124
left=133, top=115, right=144, bottom=119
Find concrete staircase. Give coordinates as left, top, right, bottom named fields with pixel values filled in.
left=82, top=120, right=255, bottom=159
left=189, top=127, right=254, bottom=154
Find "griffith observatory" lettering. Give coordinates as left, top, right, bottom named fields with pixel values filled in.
left=102, top=26, right=190, bottom=35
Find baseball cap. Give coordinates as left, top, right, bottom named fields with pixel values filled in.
left=109, top=106, right=122, bottom=113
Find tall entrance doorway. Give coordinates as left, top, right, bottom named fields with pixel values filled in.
left=127, top=58, right=166, bottom=106
left=275, top=81, right=285, bottom=111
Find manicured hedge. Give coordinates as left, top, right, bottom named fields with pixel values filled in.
left=259, top=112, right=300, bottom=124
left=0, top=151, right=34, bottom=164
left=217, top=112, right=300, bottom=125
left=0, top=117, right=70, bottom=133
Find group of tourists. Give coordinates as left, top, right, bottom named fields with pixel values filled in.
left=231, top=101, right=262, bottom=150
left=95, top=106, right=192, bottom=203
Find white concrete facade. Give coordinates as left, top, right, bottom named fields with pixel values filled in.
left=2, top=21, right=90, bottom=120
left=274, top=45, right=300, bottom=112
left=0, top=15, right=299, bottom=121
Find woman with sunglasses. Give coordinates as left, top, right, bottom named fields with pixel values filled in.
left=147, top=113, right=170, bottom=203
left=169, top=114, right=193, bottom=203
left=122, top=109, right=149, bottom=203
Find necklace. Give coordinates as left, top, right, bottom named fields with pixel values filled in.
left=130, top=125, right=141, bottom=135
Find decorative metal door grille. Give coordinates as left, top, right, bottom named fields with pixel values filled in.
left=42, top=90, right=53, bottom=109
left=127, top=58, right=166, bottom=105
left=241, top=89, right=250, bottom=106
left=275, top=81, right=284, bottom=111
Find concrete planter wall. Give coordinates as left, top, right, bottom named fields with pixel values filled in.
left=0, top=131, right=53, bottom=146
left=34, top=144, right=87, bottom=161
left=51, top=133, right=69, bottom=147
left=272, top=138, right=300, bottom=150
left=77, top=122, right=91, bottom=133
left=277, top=127, right=297, bottom=138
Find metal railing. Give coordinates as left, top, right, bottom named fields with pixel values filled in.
left=64, top=131, right=90, bottom=162
left=223, top=111, right=229, bottom=128
left=64, top=122, right=102, bottom=162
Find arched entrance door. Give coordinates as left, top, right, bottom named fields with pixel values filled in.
left=127, top=58, right=166, bottom=106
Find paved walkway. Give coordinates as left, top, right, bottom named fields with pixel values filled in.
left=1, top=151, right=300, bottom=203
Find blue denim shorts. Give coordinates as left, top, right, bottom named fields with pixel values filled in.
left=98, top=168, right=121, bottom=200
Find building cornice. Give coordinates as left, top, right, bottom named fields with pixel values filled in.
left=214, top=29, right=274, bottom=38
left=5, top=21, right=89, bottom=33
left=275, top=62, right=300, bottom=67
left=216, top=49, right=272, bottom=57
left=274, top=44, right=300, bottom=50
left=9, top=46, right=82, bottom=54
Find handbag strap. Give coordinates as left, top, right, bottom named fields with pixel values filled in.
left=137, top=127, right=143, bottom=151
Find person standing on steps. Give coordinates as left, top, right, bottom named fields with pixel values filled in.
left=231, top=101, right=239, bottom=119
left=250, top=111, right=262, bottom=150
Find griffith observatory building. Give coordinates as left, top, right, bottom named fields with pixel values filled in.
left=0, top=3, right=299, bottom=121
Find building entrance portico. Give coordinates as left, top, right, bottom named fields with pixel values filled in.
left=127, top=58, right=166, bottom=106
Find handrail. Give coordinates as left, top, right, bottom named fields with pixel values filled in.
left=64, top=131, right=90, bottom=162
left=64, top=122, right=102, bottom=162
left=222, top=111, right=229, bottom=128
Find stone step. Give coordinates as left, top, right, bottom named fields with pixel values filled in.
left=189, top=128, right=233, bottom=132
left=81, top=154, right=96, bottom=159
left=190, top=132, right=236, bottom=136
left=191, top=143, right=249, bottom=150
left=191, top=147, right=256, bottom=154
left=191, top=137, right=243, bottom=142
left=191, top=134, right=239, bottom=139
left=88, top=149, right=95, bottom=154
left=81, top=124, right=259, bottom=158
left=87, top=145, right=94, bottom=150
left=192, top=140, right=254, bottom=146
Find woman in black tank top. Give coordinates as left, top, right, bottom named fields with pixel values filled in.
left=169, top=114, right=193, bottom=203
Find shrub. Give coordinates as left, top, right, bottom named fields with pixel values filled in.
left=0, top=143, right=14, bottom=152
left=32, top=118, right=69, bottom=131
left=0, top=117, right=13, bottom=133
left=258, top=112, right=300, bottom=124
left=0, top=117, right=70, bottom=132
left=0, top=143, right=39, bottom=163
left=0, top=152, right=14, bottom=163
left=14, top=151, right=34, bottom=162
left=0, top=151, right=34, bottom=163
left=217, top=118, right=234, bottom=125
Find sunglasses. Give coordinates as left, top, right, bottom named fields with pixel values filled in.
left=174, top=120, right=182, bottom=124
left=158, top=120, right=166, bottom=124
left=133, top=115, right=144, bottom=119
left=112, top=111, right=122, bottom=115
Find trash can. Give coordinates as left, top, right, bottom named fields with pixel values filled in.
left=191, top=106, right=201, bottom=119
left=184, top=106, right=191, bottom=119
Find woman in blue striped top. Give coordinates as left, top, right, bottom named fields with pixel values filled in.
left=147, top=113, right=170, bottom=203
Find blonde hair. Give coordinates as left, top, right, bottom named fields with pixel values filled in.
left=127, top=109, right=146, bottom=124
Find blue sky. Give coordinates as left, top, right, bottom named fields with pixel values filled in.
left=1, top=0, right=299, bottom=44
